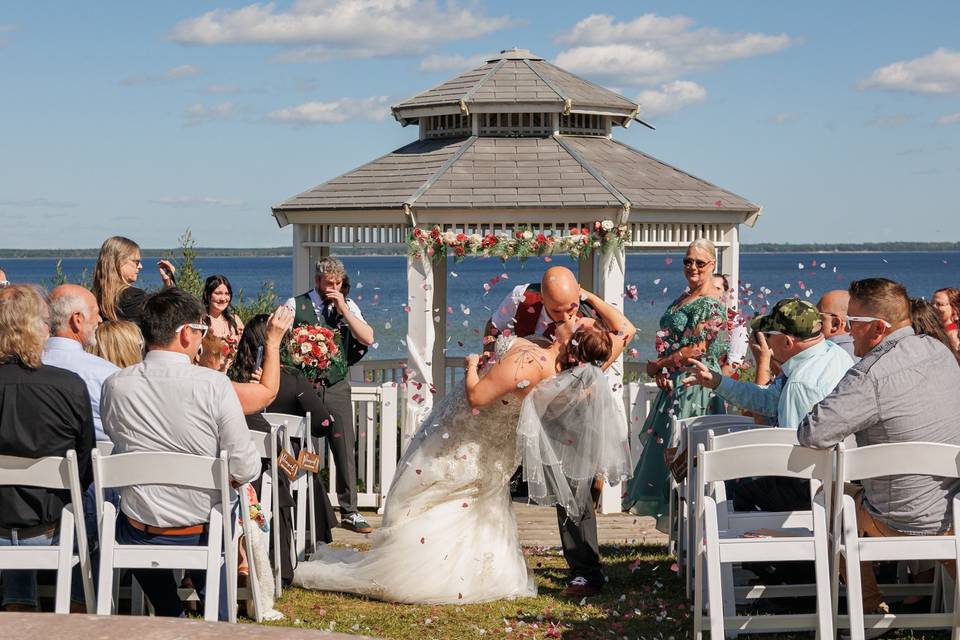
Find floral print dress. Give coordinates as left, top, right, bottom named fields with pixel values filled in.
left=622, top=295, right=729, bottom=532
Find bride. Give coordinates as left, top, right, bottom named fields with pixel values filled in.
left=293, top=318, right=632, bottom=604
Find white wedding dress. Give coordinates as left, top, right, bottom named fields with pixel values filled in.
left=293, top=336, right=537, bottom=603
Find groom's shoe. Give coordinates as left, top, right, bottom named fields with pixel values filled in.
left=341, top=512, right=373, bottom=534
left=562, top=576, right=603, bottom=598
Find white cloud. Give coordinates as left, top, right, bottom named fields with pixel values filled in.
left=151, top=196, right=245, bottom=208
left=635, top=81, right=706, bottom=118
left=938, top=112, right=960, bottom=125
left=419, top=53, right=490, bottom=72
left=169, top=1, right=515, bottom=63
left=554, top=13, right=796, bottom=86
left=859, top=48, right=960, bottom=94
left=123, top=63, right=201, bottom=86
left=183, top=101, right=237, bottom=126
left=0, top=197, right=78, bottom=208
left=769, top=112, right=799, bottom=125
left=266, top=96, right=391, bottom=125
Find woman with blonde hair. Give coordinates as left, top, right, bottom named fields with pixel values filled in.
left=622, top=238, right=729, bottom=531
left=0, top=285, right=94, bottom=611
left=90, top=320, right=144, bottom=368
left=92, top=236, right=175, bottom=325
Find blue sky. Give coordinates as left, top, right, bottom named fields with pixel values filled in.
left=1, top=1, right=958, bottom=249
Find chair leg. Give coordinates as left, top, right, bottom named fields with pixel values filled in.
left=54, top=508, right=75, bottom=614
left=205, top=507, right=224, bottom=623
left=842, top=499, right=865, bottom=640
left=693, top=503, right=705, bottom=640
left=130, top=577, right=145, bottom=616
left=97, top=505, right=117, bottom=616
left=295, top=477, right=307, bottom=564
left=704, top=506, right=725, bottom=639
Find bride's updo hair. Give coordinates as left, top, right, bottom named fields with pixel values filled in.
left=561, top=323, right=612, bottom=371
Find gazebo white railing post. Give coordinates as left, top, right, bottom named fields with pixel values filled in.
left=404, top=253, right=437, bottom=445
left=594, top=244, right=627, bottom=513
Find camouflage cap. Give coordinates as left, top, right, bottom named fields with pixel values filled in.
left=750, top=298, right=823, bottom=339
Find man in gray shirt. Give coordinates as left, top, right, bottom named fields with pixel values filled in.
left=103, top=288, right=265, bottom=620
left=798, top=278, right=960, bottom=614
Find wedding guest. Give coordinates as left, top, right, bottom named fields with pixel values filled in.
left=685, top=299, right=853, bottom=511
left=817, top=290, right=858, bottom=361
left=90, top=320, right=144, bottom=368
left=233, top=315, right=338, bottom=582
left=0, top=285, right=94, bottom=612
left=92, top=236, right=175, bottom=325
left=622, top=239, right=728, bottom=532
left=196, top=332, right=229, bottom=372
left=799, top=278, right=960, bottom=616
left=285, top=256, right=374, bottom=535
left=911, top=298, right=960, bottom=364
left=932, top=287, right=960, bottom=353
left=203, top=274, right=244, bottom=339
left=42, top=284, right=117, bottom=442
left=714, top=274, right=749, bottom=376
left=101, top=287, right=261, bottom=620
left=0, top=267, right=8, bottom=287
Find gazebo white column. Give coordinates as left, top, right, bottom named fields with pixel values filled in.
left=593, top=245, right=627, bottom=514
left=404, top=254, right=436, bottom=445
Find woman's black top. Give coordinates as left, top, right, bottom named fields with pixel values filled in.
left=246, top=369, right=329, bottom=437
left=0, top=361, right=95, bottom=528
left=116, top=286, right=148, bottom=326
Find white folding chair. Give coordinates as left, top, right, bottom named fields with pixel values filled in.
left=834, top=442, right=960, bottom=639
left=92, top=450, right=235, bottom=623
left=694, top=443, right=834, bottom=639
left=707, top=428, right=821, bottom=620
left=246, top=425, right=282, bottom=600
left=0, top=450, right=94, bottom=613
left=674, top=414, right=756, bottom=598
left=262, top=412, right=315, bottom=564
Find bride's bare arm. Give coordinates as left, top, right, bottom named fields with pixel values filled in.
left=581, top=290, right=636, bottom=370
left=464, top=344, right=551, bottom=408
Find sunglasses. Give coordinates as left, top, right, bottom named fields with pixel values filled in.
left=682, top=258, right=713, bottom=269
left=127, top=258, right=142, bottom=267
left=847, top=315, right=892, bottom=328
left=177, top=322, right=209, bottom=338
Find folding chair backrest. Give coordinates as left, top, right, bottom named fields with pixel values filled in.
left=700, top=443, right=833, bottom=485
left=708, top=427, right=799, bottom=450
left=840, top=442, right=960, bottom=482
left=96, top=441, right=114, bottom=456
left=247, top=428, right=275, bottom=460
left=262, top=412, right=310, bottom=443
left=0, top=453, right=73, bottom=490
left=673, top=414, right=754, bottom=447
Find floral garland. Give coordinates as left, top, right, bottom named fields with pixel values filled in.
left=407, top=220, right=627, bottom=263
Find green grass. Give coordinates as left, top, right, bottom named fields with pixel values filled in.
left=255, top=543, right=952, bottom=639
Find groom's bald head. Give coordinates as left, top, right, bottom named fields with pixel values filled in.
left=541, top=267, right=580, bottom=323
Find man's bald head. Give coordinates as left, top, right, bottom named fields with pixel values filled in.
left=49, top=284, right=101, bottom=347
left=816, top=289, right=850, bottom=338
left=541, top=267, right=581, bottom=323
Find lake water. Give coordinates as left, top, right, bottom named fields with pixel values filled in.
left=4, top=252, right=957, bottom=361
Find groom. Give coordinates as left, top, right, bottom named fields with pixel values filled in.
left=484, top=266, right=606, bottom=598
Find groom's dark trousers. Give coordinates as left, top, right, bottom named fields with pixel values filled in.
left=557, top=501, right=603, bottom=584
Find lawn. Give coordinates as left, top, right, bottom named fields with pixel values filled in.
left=259, top=543, right=953, bottom=639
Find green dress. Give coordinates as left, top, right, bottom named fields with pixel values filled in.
left=622, top=295, right=729, bottom=532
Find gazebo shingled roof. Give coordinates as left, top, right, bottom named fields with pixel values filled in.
left=390, top=49, right=640, bottom=124
left=274, top=135, right=757, bottom=215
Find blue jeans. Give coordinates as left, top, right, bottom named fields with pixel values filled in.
left=116, top=516, right=229, bottom=621
left=0, top=526, right=58, bottom=608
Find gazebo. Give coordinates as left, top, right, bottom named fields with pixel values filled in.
left=272, top=48, right=761, bottom=508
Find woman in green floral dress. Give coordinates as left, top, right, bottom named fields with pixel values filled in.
left=622, top=239, right=729, bottom=532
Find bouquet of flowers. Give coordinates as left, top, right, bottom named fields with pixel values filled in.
left=221, top=335, right=239, bottom=364
left=285, top=323, right=347, bottom=383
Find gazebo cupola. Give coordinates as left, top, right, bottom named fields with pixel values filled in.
left=272, top=48, right=762, bottom=453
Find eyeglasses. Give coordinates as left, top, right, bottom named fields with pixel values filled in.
left=682, top=258, right=713, bottom=269
left=176, top=323, right=209, bottom=338
left=847, top=315, right=892, bottom=328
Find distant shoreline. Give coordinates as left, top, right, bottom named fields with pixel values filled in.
left=1, top=243, right=958, bottom=259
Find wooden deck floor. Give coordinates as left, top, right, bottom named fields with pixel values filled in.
left=332, top=502, right=668, bottom=547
